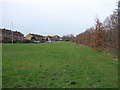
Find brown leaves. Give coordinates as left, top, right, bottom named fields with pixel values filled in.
left=71, top=16, right=118, bottom=51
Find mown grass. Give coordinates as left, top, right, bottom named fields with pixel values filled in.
left=2, top=42, right=118, bottom=88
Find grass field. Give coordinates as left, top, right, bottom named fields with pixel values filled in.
left=2, top=42, right=118, bottom=88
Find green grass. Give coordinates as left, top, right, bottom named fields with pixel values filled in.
left=2, top=42, right=118, bottom=88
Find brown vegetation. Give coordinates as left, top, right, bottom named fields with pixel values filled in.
left=71, top=9, right=118, bottom=52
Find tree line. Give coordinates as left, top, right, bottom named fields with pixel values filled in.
left=71, top=8, right=118, bottom=52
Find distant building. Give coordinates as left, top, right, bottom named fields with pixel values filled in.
left=44, top=35, right=61, bottom=42
left=13, top=31, right=24, bottom=41
left=0, top=28, right=24, bottom=42
left=44, top=36, right=53, bottom=42
left=0, top=29, right=2, bottom=42
left=25, top=33, right=44, bottom=41
left=52, top=35, right=61, bottom=41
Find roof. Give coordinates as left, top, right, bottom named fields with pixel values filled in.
left=29, top=33, right=43, bottom=37
left=1, top=28, right=24, bottom=36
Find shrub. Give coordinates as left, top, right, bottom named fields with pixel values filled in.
left=2, top=37, right=12, bottom=43
left=23, top=40, right=30, bottom=43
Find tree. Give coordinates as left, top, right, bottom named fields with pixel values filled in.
left=103, top=10, right=118, bottom=50
left=31, top=37, right=36, bottom=40
left=71, top=19, right=106, bottom=51
left=71, top=6, right=118, bottom=52
left=91, top=19, right=106, bottom=50
left=2, top=37, right=12, bottom=43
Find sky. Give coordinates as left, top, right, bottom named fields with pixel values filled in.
left=0, top=0, right=118, bottom=36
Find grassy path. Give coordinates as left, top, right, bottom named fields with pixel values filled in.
left=2, top=42, right=118, bottom=88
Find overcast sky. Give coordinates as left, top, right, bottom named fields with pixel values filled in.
left=0, top=0, right=118, bottom=36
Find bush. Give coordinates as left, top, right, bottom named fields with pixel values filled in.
left=23, top=40, right=30, bottom=43
left=31, top=37, right=36, bottom=40
left=2, top=37, right=12, bottom=43
left=13, top=40, right=20, bottom=43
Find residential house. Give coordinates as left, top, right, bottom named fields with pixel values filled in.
left=52, top=35, right=61, bottom=41
left=44, top=36, right=53, bottom=42
left=25, top=33, right=45, bottom=42
left=0, top=28, right=24, bottom=42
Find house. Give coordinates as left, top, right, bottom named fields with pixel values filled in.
left=13, top=31, right=24, bottom=41
left=44, top=36, right=53, bottom=42
left=25, top=33, right=45, bottom=42
left=52, top=35, right=61, bottom=41
left=44, top=35, right=61, bottom=42
left=0, top=29, right=2, bottom=42
left=0, top=28, right=24, bottom=42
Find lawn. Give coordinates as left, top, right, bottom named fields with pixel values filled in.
left=2, top=42, right=118, bottom=88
